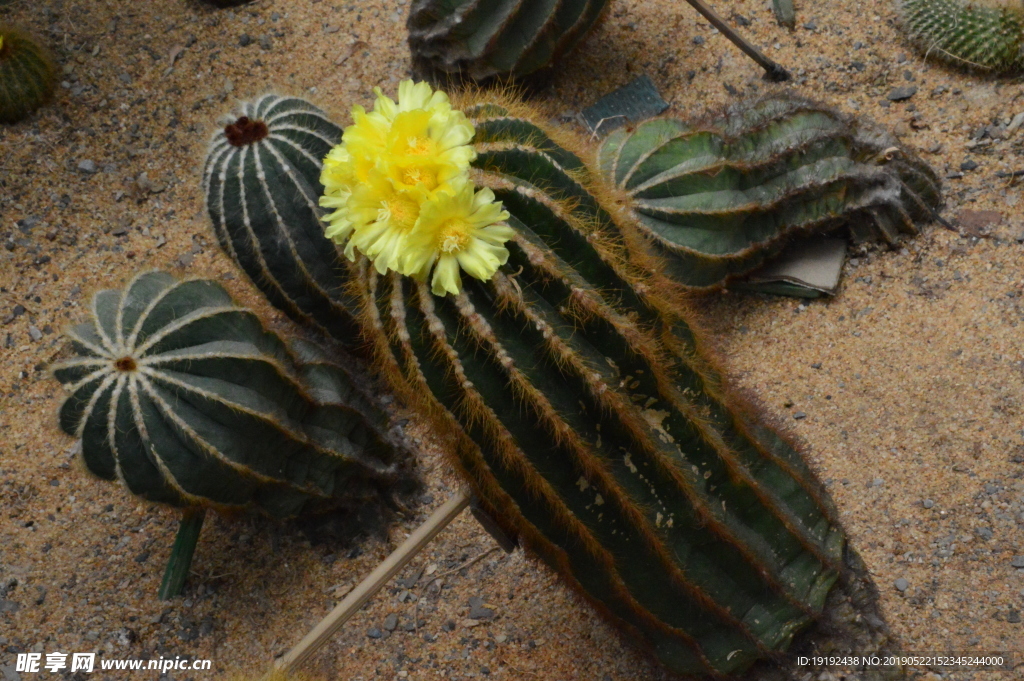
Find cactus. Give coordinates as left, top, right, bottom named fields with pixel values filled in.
left=407, top=0, right=610, bottom=82
left=0, top=25, right=56, bottom=124
left=203, top=92, right=912, bottom=676
left=52, top=271, right=412, bottom=595
left=898, top=0, right=1024, bottom=71
left=596, top=94, right=943, bottom=289
left=202, top=94, right=365, bottom=350
left=53, top=270, right=406, bottom=516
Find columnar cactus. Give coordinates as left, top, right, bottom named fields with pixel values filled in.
left=0, top=25, right=56, bottom=124
left=898, top=0, right=1024, bottom=71
left=407, top=0, right=610, bottom=81
left=596, top=94, right=943, bottom=288
left=202, top=90, right=919, bottom=676
left=52, top=271, right=408, bottom=518
left=203, top=94, right=364, bottom=350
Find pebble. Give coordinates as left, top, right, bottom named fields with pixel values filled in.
left=792, top=411, right=807, bottom=420
left=77, top=159, right=97, bottom=174
left=238, top=33, right=252, bottom=47
left=383, top=613, right=398, bottom=631
left=468, top=596, right=495, bottom=620
left=887, top=86, right=917, bottom=101
left=976, top=527, right=993, bottom=540
left=366, top=627, right=383, bottom=639
left=1011, top=556, right=1024, bottom=568
left=923, top=499, right=934, bottom=508
left=27, top=326, right=42, bottom=342
left=259, top=35, right=272, bottom=50
left=894, top=578, right=909, bottom=592
left=960, top=160, right=978, bottom=172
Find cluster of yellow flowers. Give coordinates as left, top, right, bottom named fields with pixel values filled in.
left=319, top=80, right=513, bottom=296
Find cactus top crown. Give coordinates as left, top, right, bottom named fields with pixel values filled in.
left=224, top=115, right=269, bottom=146
left=319, top=80, right=512, bottom=296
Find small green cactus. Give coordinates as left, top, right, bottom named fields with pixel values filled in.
left=899, top=0, right=1024, bottom=71
left=0, top=25, right=56, bottom=124
left=52, top=271, right=413, bottom=597
left=206, top=92, right=910, bottom=677
left=407, top=0, right=610, bottom=81
left=597, top=94, right=942, bottom=289
left=203, top=94, right=364, bottom=350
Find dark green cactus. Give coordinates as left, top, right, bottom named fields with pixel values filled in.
left=52, top=271, right=407, bottom=518
left=898, top=0, right=1024, bottom=71
left=202, top=94, right=364, bottom=350
left=0, top=25, right=56, bottom=124
left=596, top=94, right=943, bottom=289
left=203, top=93, right=909, bottom=676
left=407, top=0, right=610, bottom=81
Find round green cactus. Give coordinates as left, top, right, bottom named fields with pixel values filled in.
left=52, top=271, right=408, bottom=518
left=0, top=25, right=56, bottom=124
left=898, top=0, right=1024, bottom=71
left=407, top=0, right=611, bottom=81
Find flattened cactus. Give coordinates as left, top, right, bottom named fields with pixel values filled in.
left=899, top=0, right=1024, bottom=71
left=597, top=94, right=942, bottom=289
left=407, top=0, right=610, bottom=81
left=52, top=271, right=408, bottom=518
left=203, top=94, right=364, bottom=350
left=0, top=25, right=56, bottom=124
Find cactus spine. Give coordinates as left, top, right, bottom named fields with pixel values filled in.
left=202, top=94, right=364, bottom=350
left=52, top=271, right=408, bottom=519
left=898, top=0, right=1024, bottom=71
left=597, top=94, right=942, bottom=289
left=0, top=25, right=56, bottom=124
left=407, top=0, right=610, bottom=81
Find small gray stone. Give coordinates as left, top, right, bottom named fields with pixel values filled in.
left=1, top=664, right=22, bottom=681
left=792, top=411, right=807, bottom=420
left=1011, top=556, right=1024, bottom=568
left=887, top=86, right=917, bottom=101
left=976, top=527, right=993, bottom=540
left=367, top=627, right=383, bottom=639
left=238, top=33, right=252, bottom=47
left=77, top=159, right=97, bottom=174
left=383, top=613, right=398, bottom=631
left=28, top=326, right=42, bottom=342
left=1008, top=608, right=1021, bottom=623
left=960, top=159, right=978, bottom=172
left=468, top=596, right=495, bottom=620
left=894, top=578, right=909, bottom=592
left=923, top=499, right=934, bottom=509
left=259, top=35, right=272, bottom=50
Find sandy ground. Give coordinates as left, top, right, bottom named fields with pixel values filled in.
left=1, top=0, right=1023, bottom=679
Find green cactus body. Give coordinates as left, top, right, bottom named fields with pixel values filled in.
left=597, top=95, right=942, bottom=289
left=0, top=26, right=57, bottom=124
left=206, top=93, right=917, bottom=676
left=407, top=0, right=610, bottom=81
left=899, top=0, right=1024, bottom=71
left=202, top=95, right=364, bottom=350
left=350, top=99, right=847, bottom=676
left=52, top=271, right=405, bottom=519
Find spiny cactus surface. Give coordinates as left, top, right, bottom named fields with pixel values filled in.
left=52, top=271, right=406, bottom=519
left=209, top=91, right=914, bottom=677
left=351, top=98, right=847, bottom=676
left=597, top=94, right=942, bottom=289
left=203, top=94, right=364, bottom=350
left=0, top=25, right=56, bottom=124
left=899, top=0, right=1024, bottom=71
left=407, top=0, right=610, bottom=81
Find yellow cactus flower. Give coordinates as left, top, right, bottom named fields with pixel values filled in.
left=319, top=79, right=508, bottom=295
left=404, top=181, right=513, bottom=296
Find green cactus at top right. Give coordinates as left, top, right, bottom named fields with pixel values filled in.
left=898, top=0, right=1024, bottom=71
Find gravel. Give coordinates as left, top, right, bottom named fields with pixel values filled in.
left=894, top=578, right=909, bottom=592
left=887, top=86, right=917, bottom=101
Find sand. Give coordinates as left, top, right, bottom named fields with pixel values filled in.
left=0, top=0, right=1022, bottom=679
